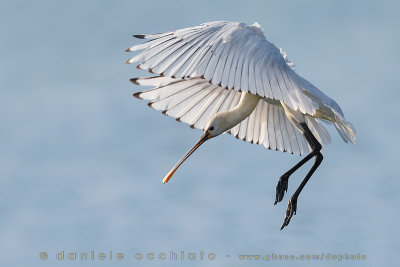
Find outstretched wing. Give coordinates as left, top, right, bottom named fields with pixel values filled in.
left=133, top=76, right=331, bottom=156
left=126, top=21, right=319, bottom=115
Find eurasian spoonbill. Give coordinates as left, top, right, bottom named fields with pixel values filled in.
left=125, top=21, right=356, bottom=229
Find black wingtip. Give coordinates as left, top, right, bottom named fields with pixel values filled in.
left=133, top=34, right=146, bottom=39
left=130, top=78, right=139, bottom=84
left=133, top=92, right=142, bottom=99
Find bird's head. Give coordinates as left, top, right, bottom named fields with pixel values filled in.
left=203, top=114, right=228, bottom=139
left=162, top=114, right=228, bottom=184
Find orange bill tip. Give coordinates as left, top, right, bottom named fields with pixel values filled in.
left=161, top=133, right=208, bottom=184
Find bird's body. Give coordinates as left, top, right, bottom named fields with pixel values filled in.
left=126, top=21, right=356, bottom=229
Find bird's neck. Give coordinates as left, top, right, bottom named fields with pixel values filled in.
left=220, top=92, right=261, bottom=130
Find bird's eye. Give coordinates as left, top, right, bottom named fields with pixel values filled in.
left=209, top=126, right=214, bottom=131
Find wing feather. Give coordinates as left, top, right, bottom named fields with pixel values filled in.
left=153, top=31, right=212, bottom=75
left=252, top=101, right=262, bottom=144
left=193, top=88, right=227, bottom=129
left=127, top=21, right=343, bottom=116
left=180, top=85, right=220, bottom=126
left=227, top=41, right=241, bottom=90
left=230, top=99, right=331, bottom=155
left=259, top=101, right=269, bottom=146
left=274, top=106, right=284, bottom=151
left=133, top=76, right=331, bottom=156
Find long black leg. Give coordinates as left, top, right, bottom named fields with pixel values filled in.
left=279, top=123, right=323, bottom=230
left=274, top=152, right=316, bottom=204
left=274, top=123, right=322, bottom=204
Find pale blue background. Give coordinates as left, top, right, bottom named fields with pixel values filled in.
left=1, top=0, right=399, bottom=266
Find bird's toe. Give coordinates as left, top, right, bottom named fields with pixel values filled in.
left=280, top=197, right=298, bottom=230
left=274, top=175, right=289, bottom=205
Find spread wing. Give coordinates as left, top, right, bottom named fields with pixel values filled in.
left=126, top=21, right=319, bottom=115
left=133, top=76, right=331, bottom=156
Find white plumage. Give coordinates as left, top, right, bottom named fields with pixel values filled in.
left=127, top=21, right=355, bottom=152
left=127, top=21, right=317, bottom=113
left=126, top=21, right=356, bottom=229
left=133, top=76, right=313, bottom=155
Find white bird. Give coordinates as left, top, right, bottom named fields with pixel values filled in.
left=126, top=21, right=356, bottom=229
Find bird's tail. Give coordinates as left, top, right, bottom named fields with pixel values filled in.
left=333, top=110, right=356, bottom=144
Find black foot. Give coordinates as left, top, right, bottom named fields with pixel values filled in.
left=274, top=174, right=289, bottom=205
left=280, top=197, right=298, bottom=230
